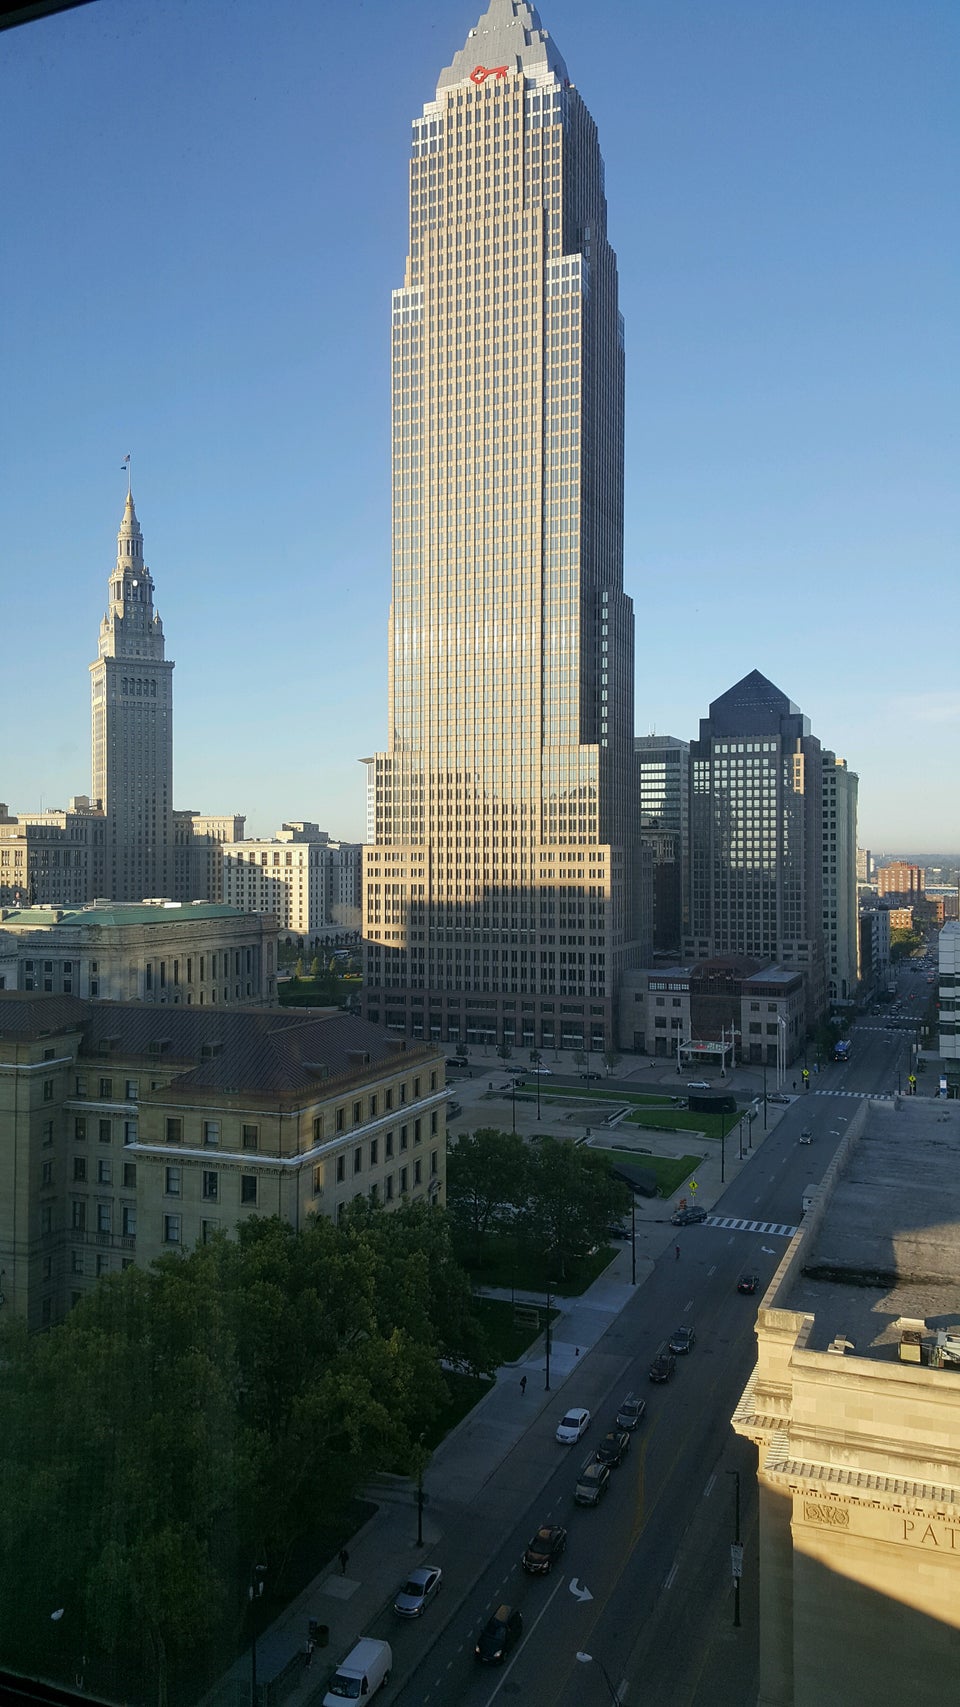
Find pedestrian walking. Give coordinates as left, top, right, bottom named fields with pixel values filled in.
left=339, top=1547, right=349, bottom=1576
left=304, top=1638, right=315, bottom=1670
left=520, top=1374, right=527, bottom=1395
left=675, top=1244, right=681, bottom=1261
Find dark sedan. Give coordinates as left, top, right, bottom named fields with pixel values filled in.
left=594, top=1429, right=631, bottom=1467
left=737, top=1273, right=760, bottom=1295
left=476, top=1605, right=523, bottom=1664
left=522, top=1525, right=567, bottom=1575
left=668, top=1326, right=696, bottom=1355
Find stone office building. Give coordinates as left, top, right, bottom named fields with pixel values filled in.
left=0, top=993, right=446, bottom=1333
left=733, top=1096, right=960, bottom=1706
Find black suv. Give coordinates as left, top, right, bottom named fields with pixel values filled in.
left=476, top=1605, right=523, bottom=1663
left=649, top=1350, right=677, bottom=1383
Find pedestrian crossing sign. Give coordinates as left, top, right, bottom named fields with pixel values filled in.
left=690, top=1180, right=698, bottom=1193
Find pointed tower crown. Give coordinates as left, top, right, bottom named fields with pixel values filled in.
left=116, top=490, right=144, bottom=570
left=437, top=0, right=568, bottom=93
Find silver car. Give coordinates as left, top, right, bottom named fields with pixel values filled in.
left=394, top=1565, right=442, bottom=1617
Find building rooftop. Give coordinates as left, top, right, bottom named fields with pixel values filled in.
left=0, top=901, right=252, bottom=930
left=781, top=1098, right=960, bottom=1361
left=0, top=993, right=436, bottom=1097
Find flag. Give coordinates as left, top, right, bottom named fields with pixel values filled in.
left=121, top=453, right=130, bottom=468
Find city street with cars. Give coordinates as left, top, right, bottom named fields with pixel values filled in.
left=232, top=961, right=929, bottom=1707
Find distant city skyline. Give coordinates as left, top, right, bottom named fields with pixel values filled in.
left=1, top=0, right=956, bottom=847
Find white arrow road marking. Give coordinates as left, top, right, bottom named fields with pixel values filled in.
left=569, top=1577, right=594, bottom=1603
left=761, top=1246, right=776, bottom=1254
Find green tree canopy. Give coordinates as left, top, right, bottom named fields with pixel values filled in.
left=519, top=1137, right=630, bottom=1278
left=446, top=1127, right=530, bottom=1259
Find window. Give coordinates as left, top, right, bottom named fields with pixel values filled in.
left=385, top=1131, right=394, bottom=1159
left=242, top=1124, right=259, bottom=1151
left=72, top=1201, right=86, bottom=1232
left=414, top=1160, right=422, bottom=1186
left=430, top=1111, right=438, bottom=1135
left=72, top=1250, right=84, bottom=1275
left=97, top=1203, right=111, bottom=1235
left=163, top=1214, right=181, bottom=1244
left=430, top=1150, right=438, bottom=1177
left=42, top=1120, right=54, bottom=1146
left=202, top=1171, right=219, bottom=1201
left=125, top=1079, right=139, bottom=1100
left=74, top=1116, right=87, bottom=1141
left=336, top=1155, right=345, bottom=1183
left=203, top=1121, right=220, bottom=1147
left=74, top=1156, right=87, bottom=1182
left=200, top=1219, right=219, bottom=1244
left=353, top=1147, right=362, bottom=1176
left=370, top=1138, right=379, bottom=1166
left=400, top=1082, right=407, bottom=1104
left=98, top=1119, right=111, bottom=1144
left=399, top=1166, right=408, bottom=1194
left=413, top=1077, right=420, bottom=1098
left=97, top=1159, right=112, bottom=1186
left=98, top=1077, right=113, bottom=1098
left=336, top=1107, right=345, bottom=1132
left=122, top=1205, right=136, bottom=1237
left=430, top=1071, right=437, bottom=1091
left=96, top=1255, right=110, bottom=1278
left=400, top=1125, right=408, bottom=1151
left=43, top=1078, right=54, bottom=1102
left=369, top=1094, right=378, bottom=1118
left=75, top=1076, right=87, bottom=1097
left=352, top=1101, right=362, bottom=1124
left=313, top=1164, right=323, bottom=1194
left=385, top=1174, right=394, bottom=1202
left=166, top=1117, right=182, bottom=1144
left=240, top=1175, right=258, bottom=1206
left=165, top=1167, right=181, bottom=1196
left=313, top=1115, right=324, bottom=1143
left=414, top=1119, right=422, bottom=1145
left=40, top=1204, right=53, bottom=1235
left=385, top=1088, right=393, bottom=1111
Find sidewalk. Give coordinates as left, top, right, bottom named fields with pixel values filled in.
left=204, top=1089, right=788, bottom=1707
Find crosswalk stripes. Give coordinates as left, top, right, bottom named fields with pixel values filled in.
left=810, top=1089, right=893, bottom=1100
left=705, top=1215, right=798, bottom=1238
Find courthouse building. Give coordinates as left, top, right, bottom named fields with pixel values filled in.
left=0, top=993, right=445, bottom=1333
left=733, top=1096, right=960, bottom=1706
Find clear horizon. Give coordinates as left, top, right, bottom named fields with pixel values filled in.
left=1, top=0, right=957, bottom=847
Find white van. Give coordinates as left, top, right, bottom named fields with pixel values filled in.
left=322, top=1636, right=392, bottom=1703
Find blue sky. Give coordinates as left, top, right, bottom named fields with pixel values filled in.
left=1, top=0, right=957, bottom=850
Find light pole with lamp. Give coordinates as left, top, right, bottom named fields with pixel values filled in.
left=630, top=1191, right=636, bottom=1286
left=248, top=1562, right=267, bottom=1707
left=544, top=1284, right=555, bottom=1391
left=727, top=1470, right=743, bottom=1627
left=575, top=1649, right=621, bottom=1705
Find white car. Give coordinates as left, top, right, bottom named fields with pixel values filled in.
left=556, top=1407, right=591, bottom=1444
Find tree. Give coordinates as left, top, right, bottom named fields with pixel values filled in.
left=309, top=954, right=320, bottom=977
left=573, top=1048, right=587, bottom=1073
left=446, top=1128, right=530, bottom=1263
left=520, top=1137, right=629, bottom=1279
left=603, top=1047, right=621, bottom=1075
left=496, top=1041, right=513, bottom=1060
left=294, top=956, right=303, bottom=979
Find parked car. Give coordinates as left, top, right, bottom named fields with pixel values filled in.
left=671, top=1206, right=707, bottom=1226
left=393, top=1566, right=442, bottom=1618
left=737, top=1273, right=760, bottom=1295
left=594, top=1429, right=631, bottom=1467
left=605, top=1222, right=631, bottom=1240
left=446, top=1101, right=463, bottom=1118
left=475, top=1605, right=523, bottom=1664
left=686, top=1080, right=711, bottom=1090
left=768, top=1093, right=790, bottom=1105
left=575, top=1460, right=611, bottom=1506
left=649, top=1350, right=677, bottom=1383
left=556, top=1406, right=591, bottom=1444
left=522, top=1524, right=567, bottom=1575
left=579, top=1070, right=602, bottom=1080
left=669, top=1326, right=696, bottom=1355
left=616, top=1393, right=647, bottom=1430
left=322, top=1639, right=392, bottom=1706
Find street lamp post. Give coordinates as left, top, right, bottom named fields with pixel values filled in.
left=575, top=1650, right=621, bottom=1705
left=535, top=1055, right=542, bottom=1121
left=720, top=1110, right=727, bottom=1184
left=414, top=1432, right=426, bottom=1546
left=630, top=1192, right=636, bottom=1286
left=511, top=1077, right=517, bottom=1134
left=727, top=1470, right=742, bottom=1627
left=544, top=1285, right=553, bottom=1391
left=761, top=1055, right=768, bottom=1129
left=248, top=1563, right=267, bottom=1707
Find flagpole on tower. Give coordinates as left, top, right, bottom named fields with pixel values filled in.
left=121, top=452, right=131, bottom=496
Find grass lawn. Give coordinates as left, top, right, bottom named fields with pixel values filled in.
left=472, top=1294, right=560, bottom=1364
left=584, top=1149, right=702, bottom=1197
left=460, top=1234, right=617, bottom=1296
left=530, top=1083, right=668, bottom=1105
left=625, top=1106, right=743, bottom=1140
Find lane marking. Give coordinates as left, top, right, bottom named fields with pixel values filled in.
left=663, top=1562, right=679, bottom=1590
left=703, top=1472, right=716, bottom=1498
left=707, top=1264, right=716, bottom=1277
left=684, top=1298, right=693, bottom=1313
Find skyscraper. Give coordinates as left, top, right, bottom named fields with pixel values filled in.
left=90, top=490, right=174, bottom=901
left=686, top=670, right=825, bottom=1021
left=636, top=735, right=690, bottom=952
left=362, top=0, right=639, bottom=1053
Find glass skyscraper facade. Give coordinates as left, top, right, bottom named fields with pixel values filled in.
left=363, top=0, right=640, bottom=1052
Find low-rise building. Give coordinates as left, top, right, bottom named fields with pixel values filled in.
left=733, top=1095, right=960, bottom=1706
left=172, top=810, right=246, bottom=902
left=0, top=899, right=277, bottom=1006
left=618, top=958, right=804, bottom=1068
left=0, top=797, right=106, bottom=908
left=0, top=993, right=446, bottom=1332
